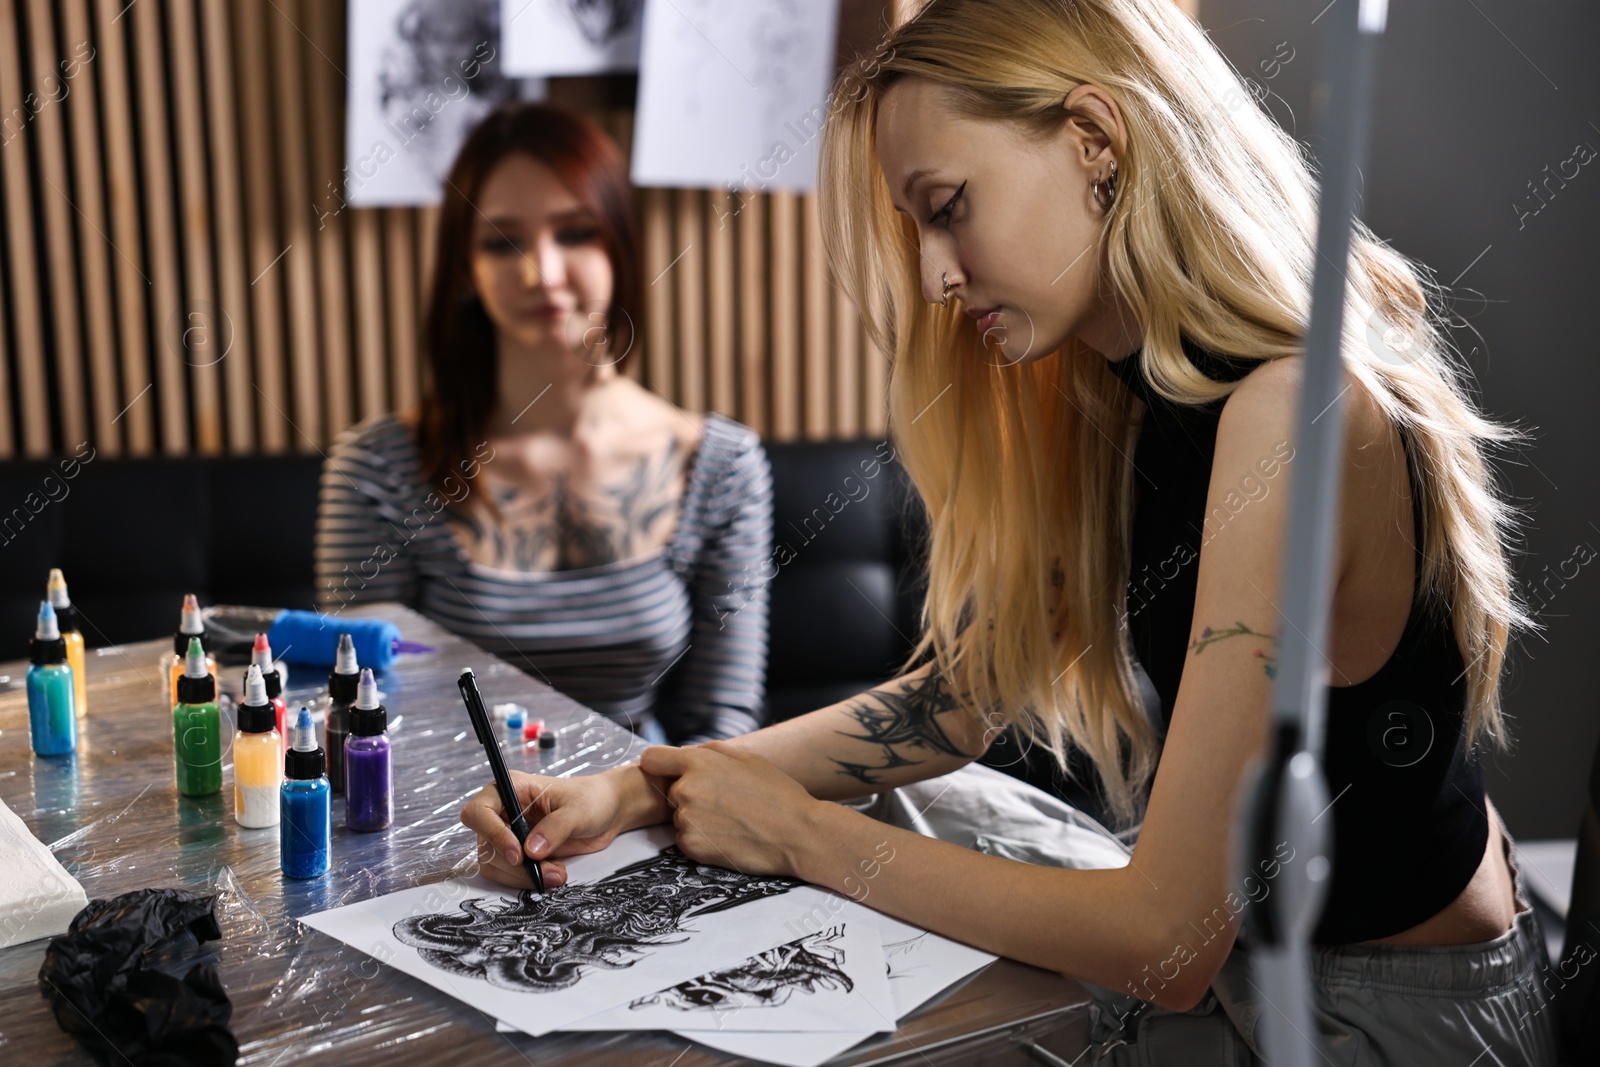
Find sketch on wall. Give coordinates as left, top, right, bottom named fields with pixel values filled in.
left=631, top=0, right=842, bottom=192
left=501, top=0, right=644, bottom=77
left=343, top=0, right=546, bottom=208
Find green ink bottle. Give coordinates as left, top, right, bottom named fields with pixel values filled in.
left=172, top=635, right=221, bottom=796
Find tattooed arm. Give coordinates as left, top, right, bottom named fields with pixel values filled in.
left=718, top=662, right=1002, bottom=800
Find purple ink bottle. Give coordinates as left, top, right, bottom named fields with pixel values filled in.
left=344, top=668, right=392, bottom=832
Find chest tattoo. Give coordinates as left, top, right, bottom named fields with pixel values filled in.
left=450, top=438, right=687, bottom=571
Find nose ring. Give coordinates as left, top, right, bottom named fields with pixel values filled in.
left=940, top=272, right=951, bottom=308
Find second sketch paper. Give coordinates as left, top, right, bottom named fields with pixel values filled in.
left=559, top=908, right=895, bottom=1033
left=299, top=827, right=872, bottom=1037
left=495, top=902, right=998, bottom=1065
left=670, top=913, right=998, bottom=1066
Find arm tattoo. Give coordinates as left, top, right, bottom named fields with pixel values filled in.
left=1191, top=621, right=1280, bottom=679
left=831, top=670, right=975, bottom=785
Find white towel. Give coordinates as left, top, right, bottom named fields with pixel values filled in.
left=0, top=795, right=88, bottom=948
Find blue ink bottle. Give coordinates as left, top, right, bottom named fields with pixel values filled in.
left=280, top=707, right=330, bottom=878
left=344, top=668, right=392, bottom=832
left=27, top=600, right=77, bottom=756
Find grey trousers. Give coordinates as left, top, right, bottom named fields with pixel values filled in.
left=851, top=763, right=1562, bottom=1067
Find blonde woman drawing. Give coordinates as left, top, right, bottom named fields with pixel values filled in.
left=462, top=1, right=1556, bottom=1061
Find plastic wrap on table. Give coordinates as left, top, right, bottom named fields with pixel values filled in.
left=0, top=604, right=1089, bottom=1066
left=39, top=887, right=238, bottom=1066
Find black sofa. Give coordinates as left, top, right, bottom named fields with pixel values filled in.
left=0, top=441, right=1119, bottom=824
left=0, top=443, right=924, bottom=711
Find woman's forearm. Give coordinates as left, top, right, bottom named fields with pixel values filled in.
left=728, top=663, right=996, bottom=801
left=608, top=761, right=673, bottom=832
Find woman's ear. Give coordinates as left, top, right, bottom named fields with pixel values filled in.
left=1062, top=84, right=1126, bottom=174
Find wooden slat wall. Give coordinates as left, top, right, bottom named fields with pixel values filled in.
left=0, top=0, right=894, bottom=460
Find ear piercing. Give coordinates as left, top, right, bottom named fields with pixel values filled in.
left=1092, top=160, right=1119, bottom=210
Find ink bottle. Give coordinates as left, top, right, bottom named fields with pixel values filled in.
left=325, top=633, right=359, bottom=795
left=27, top=601, right=77, bottom=756
left=172, top=636, right=221, bottom=796
left=234, top=663, right=282, bottom=828
left=281, top=707, right=331, bottom=878
left=344, top=668, right=392, bottom=832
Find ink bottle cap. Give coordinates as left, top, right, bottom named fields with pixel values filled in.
left=172, top=593, right=206, bottom=656
left=492, top=702, right=526, bottom=723
left=252, top=633, right=284, bottom=699
left=46, top=569, right=80, bottom=634
left=176, top=635, right=217, bottom=703
left=284, top=707, right=325, bottom=779
left=238, top=664, right=276, bottom=734
left=30, top=601, right=67, bottom=665
left=349, top=668, right=388, bottom=736
left=506, top=708, right=524, bottom=731
left=523, top=718, right=544, bottom=742
left=538, top=729, right=556, bottom=750
left=328, top=633, right=360, bottom=704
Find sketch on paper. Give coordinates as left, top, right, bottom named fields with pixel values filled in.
left=631, top=925, right=854, bottom=1013
left=559, top=0, right=642, bottom=46
left=345, top=0, right=544, bottom=207
left=392, top=846, right=799, bottom=992
left=884, top=931, right=931, bottom=974
left=304, top=828, right=866, bottom=1038
left=557, top=903, right=894, bottom=1034
left=501, top=0, right=643, bottom=77
left=631, top=0, right=842, bottom=192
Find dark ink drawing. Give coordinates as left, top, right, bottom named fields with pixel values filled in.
left=392, top=847, right=799, bottom=992
left=629, top=925, right=853, bottom=1013
left=559, top=0, right=643, bottom=47
left=376, top=0, right=514, bottom=181
left=884, top=931, right=931, bottom=981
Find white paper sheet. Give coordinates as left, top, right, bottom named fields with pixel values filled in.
left=301, top=827, right=861, bottom=1037
left=497, top=905, right=998, bottom=1065
left=344, top=0, right=545, bottom=207
left=631, top=0, right=841, bottom=192
left=668, top=913, right=997, bottom=1066
left=0, top=796, right=88, bottom=948
left=562, top=906, right=894, bottom=1033
left=501, top=0, right=643, bottom=76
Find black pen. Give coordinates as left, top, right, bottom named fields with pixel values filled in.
left=457, top=667, right=546, bottom=894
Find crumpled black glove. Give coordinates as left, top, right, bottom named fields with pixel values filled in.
left=39, top=887, right=238, bottom=1066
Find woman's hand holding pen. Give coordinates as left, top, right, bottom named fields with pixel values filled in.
left=639, top=742, right=823, bottom=878
left=460, top=744, right=822, bottom=888
left=461, top=762, right=673, bottom=890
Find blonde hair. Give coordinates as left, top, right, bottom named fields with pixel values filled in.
left=819, top=0, right=1536, bottom=826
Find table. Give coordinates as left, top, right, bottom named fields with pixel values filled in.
left=0, top=603, right=1093, bottom=1065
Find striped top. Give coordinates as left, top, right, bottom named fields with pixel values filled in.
left=313, top=412, right=773, bottom=744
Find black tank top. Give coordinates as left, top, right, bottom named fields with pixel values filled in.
left=1106, top=338, right=1489, bottom=945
